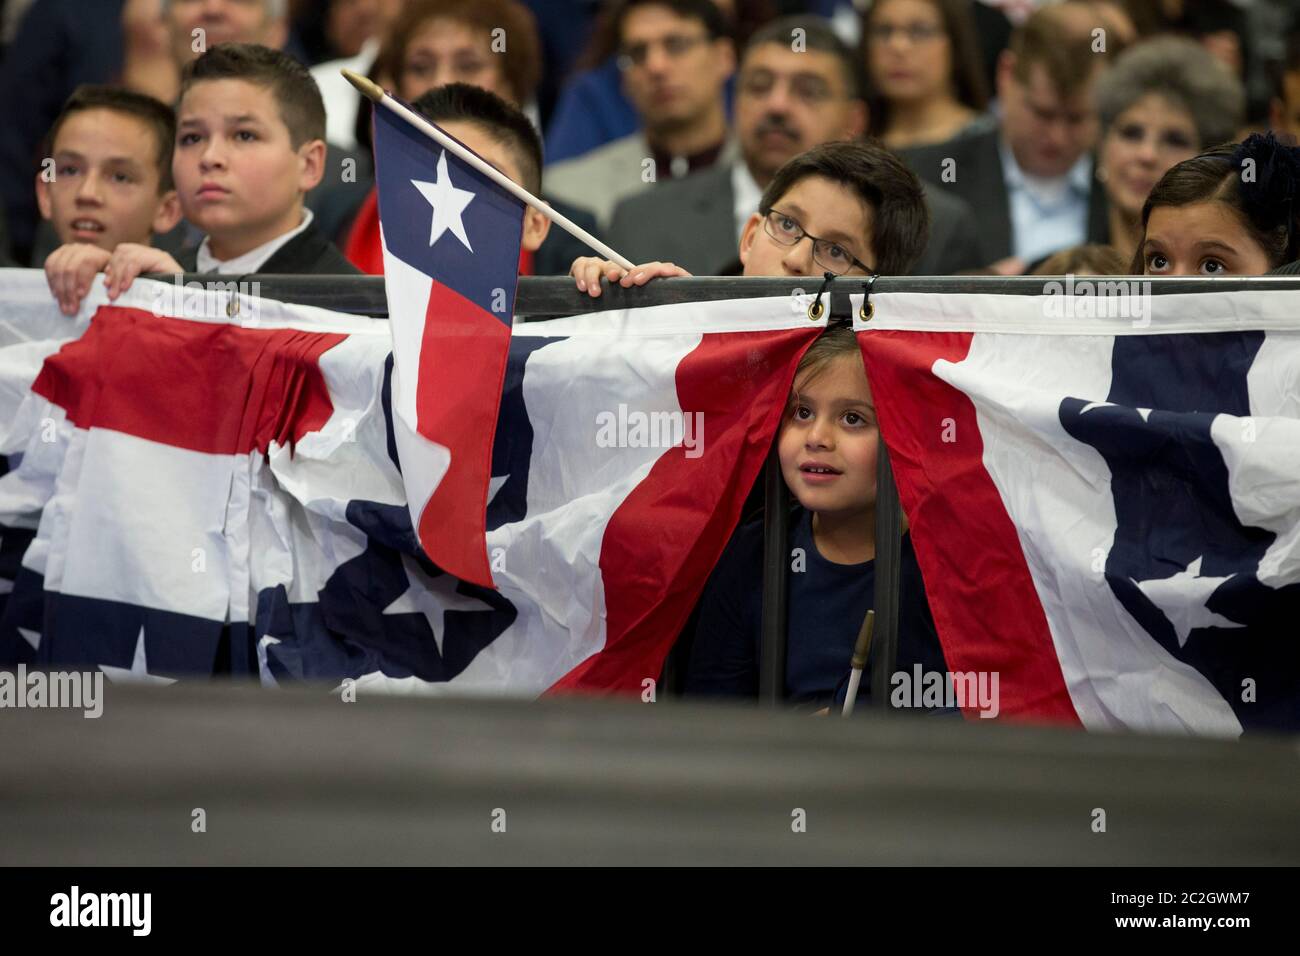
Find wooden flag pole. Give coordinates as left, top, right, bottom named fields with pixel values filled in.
left=343, top=69, right=635, bottom=271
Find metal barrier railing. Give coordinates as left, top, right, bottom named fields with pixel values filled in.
left=187, top=272, right=1300, bottom=707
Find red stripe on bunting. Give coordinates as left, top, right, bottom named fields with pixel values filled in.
left=548, top=325, right=819, bottom=694
left=32, top=306, right=344, bottom=456
left=859, top=330, right=1080, bottom=724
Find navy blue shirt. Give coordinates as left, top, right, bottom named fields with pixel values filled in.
left=686, top=507, right=948, bottom=709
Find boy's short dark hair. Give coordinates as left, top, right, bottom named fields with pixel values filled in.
left=612, top=0, right=730, bottom=45
left=410, top=83, right=544, bottom=195
left=759, top=141, right=929, bottom=275
left=743, top=16, right=862, bottom=100
left=45, top=85, right=176, bottom=192
left=179, top=42, right=325, bottom=148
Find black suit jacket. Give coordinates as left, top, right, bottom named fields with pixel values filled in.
left=900, top=123, right=1108, bottom=267
left=913, top=185, right=983, bottom=275
left=607, top=163, right=737, bottom=275
left=534, top=197, right=603, bottom=276
left=175, top=221, right=361, bottom=275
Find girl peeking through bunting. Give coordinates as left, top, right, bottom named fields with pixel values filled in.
left=684, top=324, right=949, bottom=711
left=1136, top=132, right=1300, bottom=276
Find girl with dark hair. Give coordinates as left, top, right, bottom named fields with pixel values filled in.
left=860, top=0, right=989, bottom=150
left=1135, top=132, right=1300, bottom=276
left=686, top=324, right=946, bottom=709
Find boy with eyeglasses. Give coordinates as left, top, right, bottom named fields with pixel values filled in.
left=569, top=139, right=930, bottom=291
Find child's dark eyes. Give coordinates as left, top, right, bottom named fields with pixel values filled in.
left=57, top=163, right=80, bottom=177
left=178, top=132, right=201, bottom=146
left=791, top=406, right=872, bottom=426
left=235, top=130, right=258, bottom=142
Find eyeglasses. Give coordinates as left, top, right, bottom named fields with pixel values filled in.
left=617, top=33, right=708, bottom=70
left=761, top=208, right=875, bottom=276
left=867, top=23, right=945, bottom=45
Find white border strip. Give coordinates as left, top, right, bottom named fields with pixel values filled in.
left=517, top=293, right=827, bottom=338
left=0, top=269, right=392, bottom=337
left=859, top=289, right=1300, bottom=335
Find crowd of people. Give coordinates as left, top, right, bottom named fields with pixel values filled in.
left=1, top=0, right=1299, bottom=708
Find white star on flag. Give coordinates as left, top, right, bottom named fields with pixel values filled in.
left=412, top=150, right=475, bottom=252
left=383, top=554, right=493, bottom=655
left=1133, top=555, right=1245, bottom=647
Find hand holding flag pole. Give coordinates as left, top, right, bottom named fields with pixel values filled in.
left=342, top=69, right=635, bottom=271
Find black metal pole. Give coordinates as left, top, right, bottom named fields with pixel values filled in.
left=871, top=445, right=903, bottom=708
left=758, top=450, right=790, bottom=706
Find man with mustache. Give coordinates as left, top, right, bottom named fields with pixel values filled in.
left=602, top=14, right=979, bottom=276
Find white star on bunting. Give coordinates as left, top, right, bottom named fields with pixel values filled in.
left=99, top=626, right=177, bottom=685
left=383, top=554, right=493, bottom=655
left=487, top=474, right=509, bottom=507
left=1132, top=556, right=1245, bottom=647
left=412, top=150, right=475, bottom=252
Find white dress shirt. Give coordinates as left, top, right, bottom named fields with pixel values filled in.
left=999, top=138, right=1092, bottom=264
left=731, top=161, right=764, bottom=244
left=195, top=208, right=315, bottom=275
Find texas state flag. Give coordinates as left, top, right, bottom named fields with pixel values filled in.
left=857, top=287, right=1300, bottom=736
left=371, top=102, right=523, bottom=588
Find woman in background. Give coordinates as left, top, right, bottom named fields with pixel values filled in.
left=1094, top=37, right=1244, bottom=264
left=860, top=0, right=988, bottom=151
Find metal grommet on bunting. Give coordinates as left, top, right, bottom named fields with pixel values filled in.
left=808, top=271, right=835, bottom=322
left=859, top=273, right=879, bottom=322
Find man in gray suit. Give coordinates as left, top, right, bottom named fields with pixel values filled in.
left=604, top=15, right=980, bottom=276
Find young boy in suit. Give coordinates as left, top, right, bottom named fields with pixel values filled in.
left=46, top=43, right=358, bottom=315
left=39, top=86, right=183, bottom=314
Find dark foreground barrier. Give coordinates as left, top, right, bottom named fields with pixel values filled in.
left=2, top=682, right=1299, bottom=865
